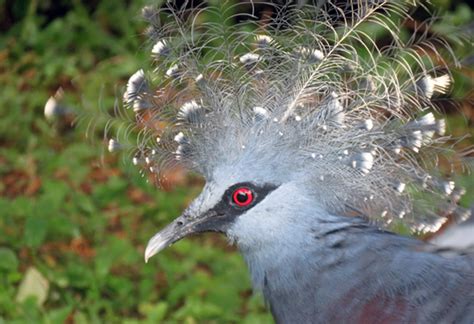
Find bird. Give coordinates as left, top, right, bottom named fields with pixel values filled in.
left=103, top=1, right=474, bottom=322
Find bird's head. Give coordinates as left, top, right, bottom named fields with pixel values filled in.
left=144, top=159, right=318, bottom=262
left=103, top=2, right=468, bottom=264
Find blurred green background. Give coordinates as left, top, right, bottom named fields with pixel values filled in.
left=0, top=0, right=472, bottom=323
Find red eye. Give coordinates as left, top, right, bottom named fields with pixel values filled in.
left=232, top=187, right=254, bottom=207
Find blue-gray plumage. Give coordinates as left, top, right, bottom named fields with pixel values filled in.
left=99, top=0, right=474, bottom=322
left=145, top=179, right=474, bottom=323
left=259, top=217, right=474, bottom=323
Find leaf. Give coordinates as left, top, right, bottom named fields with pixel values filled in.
left=139, top=301, right=168, bottom=322
left=23, top=214, right=48, bottom=248
left=45, top=306, right=73, bottom=323
left=0, top=248, right=18, bottom=271
left=16, top=267, right=49, bottom=307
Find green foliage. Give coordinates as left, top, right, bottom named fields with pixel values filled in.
left=0, top=0, right=268, bottom=322
left=0, top=0, right=471, bottom=322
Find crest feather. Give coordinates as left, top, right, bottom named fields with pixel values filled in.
left=104, top=1, right=471, bottom=234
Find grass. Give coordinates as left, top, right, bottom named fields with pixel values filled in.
left=0, top=1, right=472, bottom=323
left=0, top=1, right=271, bottom=322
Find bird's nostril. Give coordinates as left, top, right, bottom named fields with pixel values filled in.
left=177, top=221, right=184, bottom=226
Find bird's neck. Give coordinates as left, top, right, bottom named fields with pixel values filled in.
left=237, top=213, right=417, bottom=322
left=238, top=213, right=374, bottom=291
left=238, top=214, right=473, bottom=323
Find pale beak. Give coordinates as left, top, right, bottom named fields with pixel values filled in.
left=144, top=217, right=187, bottom=263
left=144, top=209, right=226, bottom=262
